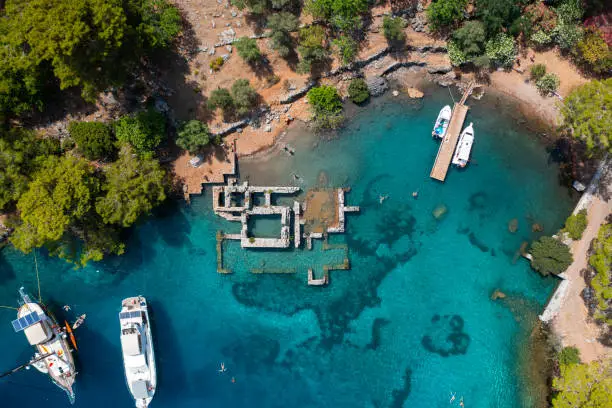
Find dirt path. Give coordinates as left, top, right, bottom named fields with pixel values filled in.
left=553, top=163, right=612, bottom=363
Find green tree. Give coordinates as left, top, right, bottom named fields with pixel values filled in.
left=558, top=347, right=581, bottom=366
left=11, top=155, right=99, bottom=252
left=382, top=16, right=407, bottom=46
left=347, top=78, right=370, bottom=104
left=307, top=85, right=343, bottom=129
left=96, top=145, right=166, bottom=228
left=553, top=22, right=583, bottom=51
left=426, top=0, right=468, bottom=31
left=530, top=64, right=547, bottom=81
left=561, top=79, right=612, bottom=154
left=530, top=236, right=573, bottom=276
left=563, top=209, right=588, bottom=240
left=306, top=0, right=369, bottom=31
left=485, top=32, right=516, bottom=67
left=297, top=25, right=328, bottom=74
left=450, top=21, right=487, bottom=64
left=536, top=73, right=560, bottom=95
left=589, top=223, right=612, bottom=325
left=235, top=37, right=262, bottom=63
left=115, top=108, right=166, bottom=153
left=267, top=12, right=299, bottom=57
left=231, top=79, right=258, bottom=116
left=176, top=120, right=211, bottom=153
left=68, top=121, right=115, bottom=160
left=552, top=359, right=612, bottom=408
left=475, top=0, right=520, bottom=37
left=576, top=27, right=612, bottom=74
left=208, top=88, right=235, bottom=117
left=332, top=35, right=358, bottom=65
left=231, top=0, right=268, bottom=14
left=137, top=0, right=182, bottom=48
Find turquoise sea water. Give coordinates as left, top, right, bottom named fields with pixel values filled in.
left=0, top=86, right=575, bottom=408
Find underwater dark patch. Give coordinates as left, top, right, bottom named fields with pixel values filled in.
left=366, top=318, right=391, bottom=350
left=222, top=334, right=280, bottom=374
left=389, top=367, right=412, bottom=408
left=468, top=232, right=489, bottom=252
left=421, top=314, right=470, bottom=357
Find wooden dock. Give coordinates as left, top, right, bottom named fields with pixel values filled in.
left=430, top=84, right=473, bottom=182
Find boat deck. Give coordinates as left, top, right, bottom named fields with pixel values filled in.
left=430, top=84, right=473, bottom=182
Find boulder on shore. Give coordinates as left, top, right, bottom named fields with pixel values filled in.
left=366, top=76, right=389, bottom=96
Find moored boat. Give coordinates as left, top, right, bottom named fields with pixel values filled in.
left=432, top=105, right=452, bottom=139
left=452, top=123, right=474, bottom=168
left=11, top=287, right=77, bottom=403
left=120, top=296, right=157, bottom=408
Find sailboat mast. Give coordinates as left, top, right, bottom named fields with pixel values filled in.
left=0, top=352, right=53, bottom=379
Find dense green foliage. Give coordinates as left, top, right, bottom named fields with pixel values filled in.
left=536, top=73, right=560, bottom=95
left=448, top=21, right=487, bottom=66
left=231, top=79, right=258, bottom=116
left=306, top=0, right=368, bottom=31
left=333, top=35, right=359, bottom=65
left=530, top=64, right=547, bottom=81
left=210, top=57, right=225, bottom=71
left=561, top=79, right=612, bottom=154
left=530, top=236, right=573, bottom=276
left=297, top=25, right=328, bottom=74
left=115, top=108, right=166, bottom=154
left=235, top=37, right=262, bottom=63
left=208, top=88, right=235, bottom=117
left=475, top=0, right=520, bottom=37
left=267, top=12, right=299, bottom=57
left=552, top=359, right=612, bottom=408
left=347, top=78, right=370, bottom=104
left=426, top=0, right=468, bottom=32
left=176, top=120, right=211, bottom=153
left=484, top=33, right=516, bottom=67
left=68, top=121, right=115, bottom=161
left=96, top=145, right=167, bottom=228
left=0, top=0, right=182, bottom=117
left=307, top=85, right=343, bottom=129
left=0, top=129, right=60, bottom=211
left=382, top=16, right=407, bottom=46
left=589, top=223, right=612, bottom=325
left=563, top=209, right=588, bottom=240
left=558, top=347, right=581, bottom=366
left=576, top=28, right=612, bottom=75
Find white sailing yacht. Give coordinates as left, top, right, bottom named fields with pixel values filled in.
left=119, top=296, right=157, bottom=408
left=452, top=123, right=475, bottom=168
left=432, top=105, right=452, bottom=139
left=11, top=287, right=77, bottom=402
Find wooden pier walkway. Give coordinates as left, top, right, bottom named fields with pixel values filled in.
left=430, top=83, right=474, bottom=182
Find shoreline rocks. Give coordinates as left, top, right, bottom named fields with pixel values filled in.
left=366, top=76, right=389, bottom=97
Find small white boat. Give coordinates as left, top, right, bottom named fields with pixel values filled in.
left=432, top=105, right=452, bottom=138
left=452, top=123, right=474, bottom=168
left=119, top=296, right=157, bottom=408
left=11, top=287, right=77, bottom=402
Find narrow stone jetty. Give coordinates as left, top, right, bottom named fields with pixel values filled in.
left=430, top=83, right=474, bottom=182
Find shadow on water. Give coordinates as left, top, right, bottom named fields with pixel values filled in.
left=149, top=199, right=193, bottom=249
left=0, top=249, right=16, bottom=284
left=148, top=300, right=190, bottom=403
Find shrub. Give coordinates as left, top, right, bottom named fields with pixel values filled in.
left=382, top=16, right=406, bottom=45
left=558, top=347, right=581, bottom=366
left=475, top=0, right=520, bottom=37
left=139, top=0, right=182, bottom=48
left=556, top=0, right=583, bottom=25
left=554, top=23, right=583, bottom=50
left=68, top=121, right=114, bottom=160
left=210, top=57, right=225, bottom=71
left=231, top=79, right=258, bottom=116
left=426, top=0, right=468, bottom=31
left=452, top=21, right=487, bottom=63
left=176, top=120, right=211, bottom=153
left=306, top=0, right=368, bottom=31
left=307, top=85, right=343, bottom=129
left=267, top=12, right=299, bottom=58
left=530, top=64, right=547, bottom=81
left=536, top=73, right=560, bottom=95
left=208, top=88, right=234, bottom=116
left=561, top=79, right=612, bottom=155
left=297, top=25, right=328, bottom=73
left=448, top=40, right=467, bottom=66
left=530, top=236, right=573, bottom=276
left=485, top=33, right=516, bottom=67
left=235, top=37, right=262, bottom=63
left=563, top=209, right=588, bottom=240
left=347, top=78, right=370, bottom=104
left=332, top=35, right=358, bottom=65
left=576, top=27, right=612, bottom=74
left=589, top=223, right=611, bottom=324
left=531, top=30, right=553, bottom=48
left=115, top=108, right=166, bottom=153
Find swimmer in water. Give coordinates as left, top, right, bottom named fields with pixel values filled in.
left=218, top=362, right=227, bottom=373
left=459, top=397, right=464, bottom=407
left=63, top=305, right=71, bottom=312
left=450, top=392, right=456, bottom=403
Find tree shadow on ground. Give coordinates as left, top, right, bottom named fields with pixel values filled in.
left=249, top=56, right=275, bottom=80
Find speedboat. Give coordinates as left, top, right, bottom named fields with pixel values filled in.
left=11, top=287, right=77, bottom=403
left=452, top=123, right=474, bottom=168
left=119, top=296, right=157, bottom=408
left=432, top=105, right=452, bottom=138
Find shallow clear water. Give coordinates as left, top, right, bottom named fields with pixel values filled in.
left=0, top=87, right=575, bottom=408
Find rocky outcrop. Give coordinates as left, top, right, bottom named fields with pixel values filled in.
left=279, top=81, right=316, bottom=104
left=211, top=107, right=270, bottom=137
left=380, top=61, right=426, bottom=76
left=427, top=65, right=453, bottom=74
left=366, top=76, right=389, bottom=96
